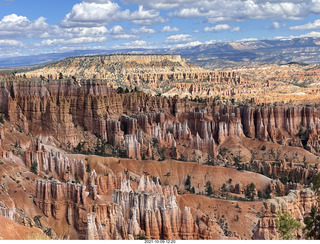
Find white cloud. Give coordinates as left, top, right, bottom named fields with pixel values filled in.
left=166, top=34, right=194, bottom=43
left=166, top=1, right=313, bottom=23
left=41, top=36, right=107, bottom=46
left=175, top=41, right=202, bottom=48
left=0, top=14, right=49, bottom=38
left=112, top=39, right=154, bottom=49
left=113, top=34, right=136, bottom=39
left=122, top=0, right=195, bottom=10
left=130, top=5, right=166, bottom=25
left=0, top=39, right=23, bottom=47
left=273, top=21, right=281, bottom=29
left=204, top=24, right=240, bottom=32
left=61, top=1, right=128, bottom=27
left=161, top=26, right=180, bottom=32
left=290, top=19, right=320, bottom=30
left=131, top=26, right=155, bottom=34
left=297, top=31, right=320, bottom=38
left=110, top=25, right=124, bottom=34
left=61, top=2, right=166, bottom=28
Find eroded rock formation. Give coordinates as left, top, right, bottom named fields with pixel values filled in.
left=253, top=188, right=317, bottom=240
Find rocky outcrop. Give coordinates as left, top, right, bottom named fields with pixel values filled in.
left=34, top=175, right=221, bottom=240
left=25, top=139, right=86, bottom=182
left=252, top=160, right=319, bottom=186
left=3, top=75, right=320, bottom=159
left=125, top=134, right=141, bottom=160
left=253, top=188, right=318, bottom=240
left=88, top=170, right=126, bottom=195
left=34, top=180, right=87, bottom=215
left=110, top=177, right=216, bottom=240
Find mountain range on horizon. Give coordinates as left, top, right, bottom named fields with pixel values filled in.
left=2, top=36, right=320, bottom=69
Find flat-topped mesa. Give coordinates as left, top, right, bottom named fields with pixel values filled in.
left=20, top=54, right=221, bottom=83
left=253, top=188, right=317, bottom=240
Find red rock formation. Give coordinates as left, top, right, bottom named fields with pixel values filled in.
left=125, top=134, right=141, bottom=160
left=253, top=188, right=317, bottom=240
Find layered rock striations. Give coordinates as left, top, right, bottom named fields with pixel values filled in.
left=2, top=76, right=320, bottom=161
left=34, top=175, right=220, bottom=240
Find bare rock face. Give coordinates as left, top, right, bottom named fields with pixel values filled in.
left=34, top=175, right=219, bottom=240
left=125, top=134, right=141, bottom=160
left=110, top=177, right=212, bottom=240
left=25, top=139, right=85, bottom=182
left=86, top=213, right=99, bottom=240
left=252, top=160, right=319, bottom=187
left=2, top=76, right=320, bottom=163
left=253, top=188, right=317, bottom=240
left=5, top=79, right=122, bottom=146
left=89, top=170, right=126, bottom=195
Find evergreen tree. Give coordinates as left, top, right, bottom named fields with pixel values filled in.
left=206, top=181, right=213, bottom=196
left=276, top=211, right=301, bottom=240
left=304, top=206, right=320, bottom=240
left=185, top=175, right=191, bottom=191
left=30, top=162, right=38, bottom=175
left=86, top=163, right=91, bottom=173
left=275, top=183, right=282, bottom=196
left=245, top=182, right=256, bottom=200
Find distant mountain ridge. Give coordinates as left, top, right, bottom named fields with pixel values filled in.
left=2, top=37, right=320, bottom=68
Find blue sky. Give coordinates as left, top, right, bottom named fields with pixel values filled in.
left=1, top=0, right=320, bottom=57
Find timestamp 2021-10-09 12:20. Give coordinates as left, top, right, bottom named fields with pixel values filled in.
left=144, top=240, right=177, bottom=244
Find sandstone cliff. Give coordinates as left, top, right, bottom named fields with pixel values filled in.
left=253, top=188, right=317, bottom=240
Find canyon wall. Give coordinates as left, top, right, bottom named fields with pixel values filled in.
left=1, top=78, right=320, bottom=160
left=34, top=175, right=223, bottom=240
left=253, top=188, right=317, bottom=240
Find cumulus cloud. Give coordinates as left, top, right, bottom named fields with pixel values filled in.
left=61, top=1, right=127, bottom=27
left=166, top=34, right=194, bottom=43
left=0, top=14, right=49, bottom=38
left=110, top=25, right=124, bottom=34
left=122, top=0, right=195, bottom=10
left=112, top=39, right=154, bottom=49
left=131, top=26, right=155, bottom=34
left=41, top=36, right=107, bottom=46
left=166, top=0, right=315, bottom=23
left=113, top=34, right=137, bottom=39
left=161, top=26, right=180, bottom=32
left=0, top=39, right=23, bottom=46
left=204, top=24, right=240, bottom=32
left=290, top=19, right=320, bottom=30
left=297, top=31, right=320, bottom=38
left=130, top=5, right=167, bottom=25
left=175, top=41, right=202, bottom=48
left=61, top=1, right=166, bottom=28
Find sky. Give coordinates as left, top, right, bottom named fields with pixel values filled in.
left=1, top=0, right=320, bottom=57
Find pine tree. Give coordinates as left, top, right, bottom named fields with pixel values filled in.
left=30, top=162, right=38, bottom=175
left=304, top=206, right=320, bottom=239
left=206, top=181, right=213, bottom=196
left=276, top=211, right=301, bottom=240
left=245, top=182, right=256, bottom=200
left=185, top=175, right=191, bottom=191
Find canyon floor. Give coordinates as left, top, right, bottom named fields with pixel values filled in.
left=0, top=54, right=319, bottom=240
